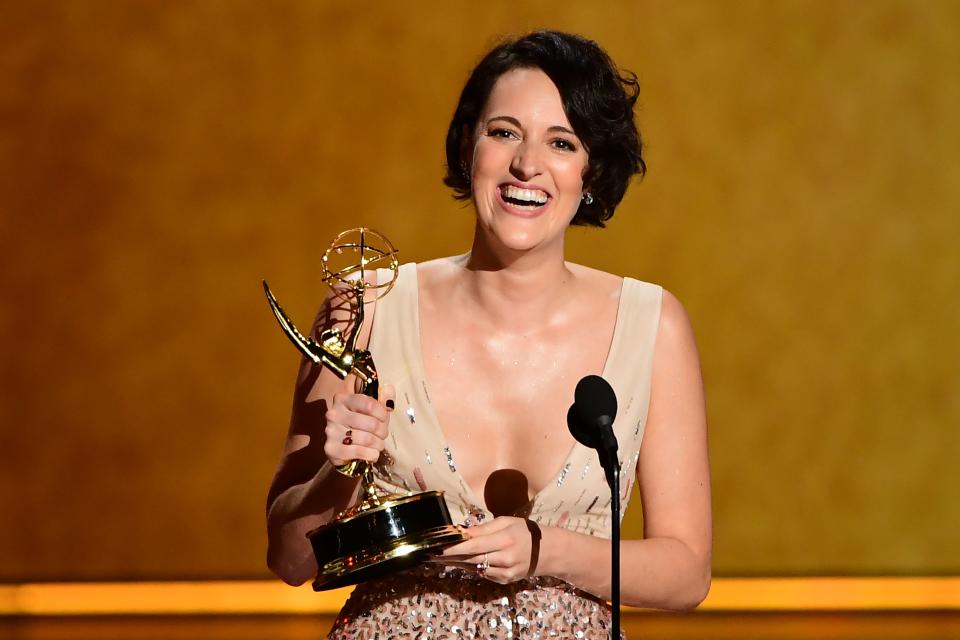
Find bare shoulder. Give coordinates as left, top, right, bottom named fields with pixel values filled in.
left=415, top=255, right=468, bottom=297
left=565, top=262, right=624, bottom=302
left=417, top=255, right=466, bottom=277
left=657, top=288, right=697, bottom=342
left=650, top=288, right=704, bottom=404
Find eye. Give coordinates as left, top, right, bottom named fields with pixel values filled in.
left=551, top=138, right=578, bottom=152
left=487, top=127, right=519, bottom=140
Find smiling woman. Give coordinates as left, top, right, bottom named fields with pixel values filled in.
left=469, top=68, right=592, bottom=254
left=443, top=32, right=644, bottom=227
left=265, top=30, right=711, bottom=639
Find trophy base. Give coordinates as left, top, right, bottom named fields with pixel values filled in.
left=308, top=490, right=467, bottom=591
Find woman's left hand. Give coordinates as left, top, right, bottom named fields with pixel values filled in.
left=437, top=516, right=542, bottom=584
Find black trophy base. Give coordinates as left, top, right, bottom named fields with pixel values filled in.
left=307, top=490, right=466, bottom=591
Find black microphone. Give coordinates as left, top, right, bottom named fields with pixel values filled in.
left=567, top=374, right=619, bottom=474
left=567, top=373, right=622, bottom=639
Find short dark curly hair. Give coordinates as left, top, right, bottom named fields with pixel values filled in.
left=443, top=30, right=645, bottom=227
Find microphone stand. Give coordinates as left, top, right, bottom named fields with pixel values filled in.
left=566, top=375, right=622, bottom=639
left=604, top=457, right=621, bottom=640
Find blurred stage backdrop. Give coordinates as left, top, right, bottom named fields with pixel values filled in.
left=1, top=0, right=958, bottom=587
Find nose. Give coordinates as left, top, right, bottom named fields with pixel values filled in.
left=510, top=141, right=542, bottom=181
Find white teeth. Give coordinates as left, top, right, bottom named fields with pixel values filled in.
left=501, top=185, right=549, bottom=205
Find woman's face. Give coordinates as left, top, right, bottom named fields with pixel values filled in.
left=468, top=67, right=589, bottom=254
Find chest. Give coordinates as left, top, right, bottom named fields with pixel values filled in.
left=418, top=310, right=615, bottom=507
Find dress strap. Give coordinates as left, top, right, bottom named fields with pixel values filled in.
left=369, top=263, right=419, bottom=378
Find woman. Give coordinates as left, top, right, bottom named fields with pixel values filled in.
left=267, top=30, right=711, bottom=638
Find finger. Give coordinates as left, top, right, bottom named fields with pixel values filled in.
left=441, top=553, right=489, bottom=566
left=458, top=516, right=515, bottom=537
left=325, top=408, right=384, bottom=436
left=334, top=392, right=389, bottom=422
left=440, top=539, right=475, bottom=556
left=323, top=430, right=383, bottom=464
left=434, top=550, right=500, bottom=574
left=379, top=383, right=396, bottom=413
left=441, top=538, right=495, bottom=557
left=477, top=554, right=523, bottom=585
left=335, top=427, right=384, bottom=451
left=342, top=410, right=387, bottom=437
left=327, top=443, right=381, bottom=465
left=422, top=557, right=476, bottom=568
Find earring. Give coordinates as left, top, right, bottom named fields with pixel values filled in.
left=460, top=160, right=471, bottom=183
left=582, top=192, right=594, bottom=205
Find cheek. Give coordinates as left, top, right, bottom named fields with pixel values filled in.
left=469, top=145, right=500, bottom=214
left=573, top=153, right=590, bottom=178
left=472, top=141, right=507, bottom=176
left=558, top=160, right=588, bottom=192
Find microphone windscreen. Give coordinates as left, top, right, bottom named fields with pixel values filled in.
left=567, top=404, right=599, bottom=449
left=574, top=375, right=618, bottom=424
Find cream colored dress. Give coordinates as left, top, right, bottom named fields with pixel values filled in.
left=329, top=263, right=662, bottom=640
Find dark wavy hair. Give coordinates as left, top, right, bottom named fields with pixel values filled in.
left=443, top=30, right=645, bottom=227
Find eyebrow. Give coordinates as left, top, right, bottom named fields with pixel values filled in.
left=485, top=116, right=577, bottom=137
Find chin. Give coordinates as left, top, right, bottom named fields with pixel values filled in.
left=475, top=198, right=571, bottom=253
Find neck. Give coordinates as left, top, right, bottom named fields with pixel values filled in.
left=455, top=222, right=575, bottom=331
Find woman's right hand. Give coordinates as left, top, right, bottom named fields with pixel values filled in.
left=323, top=384, right=395, bottom=466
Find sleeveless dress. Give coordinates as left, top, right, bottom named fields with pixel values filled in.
left=328, top=263, right=663, bottom=640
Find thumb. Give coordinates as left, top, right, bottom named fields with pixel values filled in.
left=379, top=383, right=397, bottom=412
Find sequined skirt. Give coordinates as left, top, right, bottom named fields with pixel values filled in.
left=328, top=565, right=623, bottom=639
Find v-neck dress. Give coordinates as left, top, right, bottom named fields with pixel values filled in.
left=328, top=263, right=663, bottom=640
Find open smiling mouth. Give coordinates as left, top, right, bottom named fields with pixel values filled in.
left=500, top=185, right=550, bottom=211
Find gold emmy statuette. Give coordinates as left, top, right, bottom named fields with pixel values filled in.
left=263, top=227, right=466, bottom=591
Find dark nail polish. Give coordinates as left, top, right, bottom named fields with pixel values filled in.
left=386, top=399, right=395, bottom=410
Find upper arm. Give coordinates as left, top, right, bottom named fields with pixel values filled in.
left=265, top=273, right=379, bottom=511
left=637, top=289, right=712, bottom=561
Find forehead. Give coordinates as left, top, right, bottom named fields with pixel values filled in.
left=480, top=67, right=572, bottom=128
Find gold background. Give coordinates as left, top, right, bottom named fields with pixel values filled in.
left=1, top=1, right=957, bottom=581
